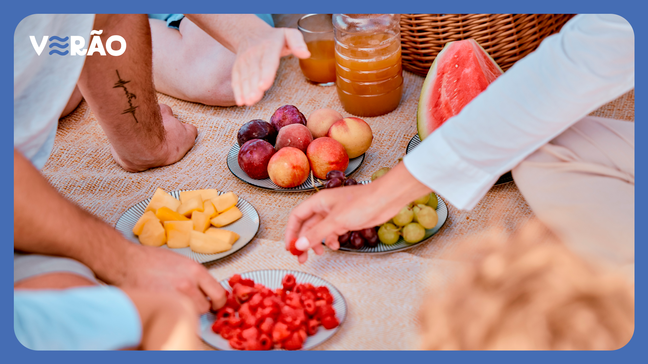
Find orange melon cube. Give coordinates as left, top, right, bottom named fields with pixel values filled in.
left=164, top=221, right=193, bottom=249
left=189, top=231, right=231, bottom=254
left=203, top=200, right=218, bottom=219
left=132, top=211, right=160, bottom=236
left=211, top=192, right=238, bottom=213
left=205, top=228, right=240, bottom=246
left=155, top=206, right=190, bottom=222
left=177, top=195, right=204, bottom=217
left=144, top=188, right=181, bottom=213
left=191, top=211, right=211, bottom=233
left=138, top=219, right=166, bottom=247
left=179, top=189, right=220, bottom=203
left=210, top=206, right=243, bottom=227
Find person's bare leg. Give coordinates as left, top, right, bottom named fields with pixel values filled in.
left=150, top=18, right=236, bottom=106
left=60, top=86, right=83, bottom=118
left=14, top=272, right=96, bottom=290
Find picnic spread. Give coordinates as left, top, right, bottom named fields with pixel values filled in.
left=43, top=54, right=635, bottom=350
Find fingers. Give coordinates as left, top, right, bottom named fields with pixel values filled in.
left=302, top=215, right=341, bottom=253
left=284, top=29, right=311, bottom=59
left=178, top=282, right=211, bottom=314
left=284, top=194, right=328, bottom=246
left=324, top=234, right=340, bottom=251
left=197, top=270, right=228, bottom=311
left=231, top=65, right=243, bottom=106
left=258, top=47, right=281, bottom=97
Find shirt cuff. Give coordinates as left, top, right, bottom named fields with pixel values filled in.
left=403, top=130, right=499, bottom=210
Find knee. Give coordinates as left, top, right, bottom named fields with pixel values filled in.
left=193, top=70, right=237, bottom=107
left=14, top=272, right=97, bottom=290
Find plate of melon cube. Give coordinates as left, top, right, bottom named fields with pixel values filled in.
left=115, top=188, right=260, bottom=264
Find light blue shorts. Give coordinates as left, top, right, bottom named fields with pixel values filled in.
left=148, top=14, right=274, bottom=30
left=14, top=286, right=142, bottom=350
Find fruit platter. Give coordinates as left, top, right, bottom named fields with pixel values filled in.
left=228, top=105, right=372, bottom=192
left=200, top=270, right=347, bottom=350
left=115, top=188, right=260, bottom=264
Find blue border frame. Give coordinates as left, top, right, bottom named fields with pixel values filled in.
left=4, top=0, right=643, bottom=363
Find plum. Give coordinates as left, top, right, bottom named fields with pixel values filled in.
left=238, top=139, right=276, bottom=179
left=237, top=119, right=277, bottom=146
left=270, top=105, right=307, bottom=132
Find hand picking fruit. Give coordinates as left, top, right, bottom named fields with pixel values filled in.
left=132, top=188, right=242, bottom=254
left=211, top=273, right=340, bottom=350
left=284, top=163, right=435, bottom=263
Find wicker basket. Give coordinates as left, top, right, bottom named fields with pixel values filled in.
left=400, top=14, right=574, bottom=75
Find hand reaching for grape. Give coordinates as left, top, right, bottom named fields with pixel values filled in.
left=284, top=163, right=432, bottom=263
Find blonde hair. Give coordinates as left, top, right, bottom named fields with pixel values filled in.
left=419, top=221, right=634, bottom=350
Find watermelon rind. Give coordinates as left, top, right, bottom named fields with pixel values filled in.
left=416, top=39, right=503, bottom=141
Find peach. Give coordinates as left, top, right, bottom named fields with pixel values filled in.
left=275, top=124, right=314, bottom=153
left=327, top=117, right=373, bottom=159
left=306, top=137, right=349, bottom=180
left=267, top=147, right=311, bottom=188
left=307, top=108, right=343, bottom=138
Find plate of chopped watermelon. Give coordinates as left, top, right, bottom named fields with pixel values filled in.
left=200, top=270, right=347, bottom=350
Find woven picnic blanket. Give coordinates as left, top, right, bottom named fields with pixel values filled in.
left=43, top=55, right=634, bottom=350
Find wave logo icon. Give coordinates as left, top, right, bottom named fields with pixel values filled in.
left=48, top=36, right=69, bottom=56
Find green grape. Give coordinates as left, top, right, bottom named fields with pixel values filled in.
left=427, top=192, right=439, bottom=209
left=371, top=167, right=391, bottom=181
left=402, top=222, right=426, bottom=243
left=392, top=206, right=414, bottom=226
left=378, top=223, right=400, bottom=245
left=413, top=204, right=438, bottom=229
left=413, top=193, right=430, bottom=205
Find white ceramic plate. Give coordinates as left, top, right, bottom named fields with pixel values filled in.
left=200, top=269, right=347, bottom=350
left=331, top=180, right=448, bottom=254
left=406, top=134, right=513, bottom=185
left=115, top=190, right=260, bottom=264
left=227, top=143, right=364, bottom=192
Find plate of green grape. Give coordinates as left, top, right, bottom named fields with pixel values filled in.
left=315, top=168, right=448, bottom=254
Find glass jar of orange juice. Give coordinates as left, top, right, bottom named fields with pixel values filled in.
left=333, top=14, right=403, bottom=117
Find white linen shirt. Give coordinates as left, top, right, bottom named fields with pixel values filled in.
left=403, top=14, right=634, bottom=210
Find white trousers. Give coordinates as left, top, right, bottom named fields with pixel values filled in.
left=513, top=116, right=634, bottom=276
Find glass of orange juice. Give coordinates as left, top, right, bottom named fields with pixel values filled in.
left=297, top=14, right=336, bottom=86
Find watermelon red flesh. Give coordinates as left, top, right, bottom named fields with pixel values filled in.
left=417, top=39, right=503, bottom=140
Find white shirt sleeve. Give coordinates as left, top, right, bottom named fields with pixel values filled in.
left=403, top=14, right=634, bottom=210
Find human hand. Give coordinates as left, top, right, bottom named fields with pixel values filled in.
left=284, top=163, right=433, bottom=263
left=110, top=104, right=198, bottom=172
left=119, top=244, right=227, bottom=314
left=232, top=28, right=310, bottom=106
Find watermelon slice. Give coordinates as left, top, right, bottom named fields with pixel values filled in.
left=417, top=39, right=503, bottom=140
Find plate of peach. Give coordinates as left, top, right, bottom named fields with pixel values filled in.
left=229, top=105, right=371, bottom=192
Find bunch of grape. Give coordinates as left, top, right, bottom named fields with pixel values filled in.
left=322, top=170, right=357, bottom=189
left=377, top=192, right=439, bottom=245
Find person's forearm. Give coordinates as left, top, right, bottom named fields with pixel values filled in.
left=77, top=14, right=166, bottom=168
left=14, top=150, right=134, bottom=285
left=184, top=14, right=272, bottom=53
left=371, top=162, right=432, bottom=213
